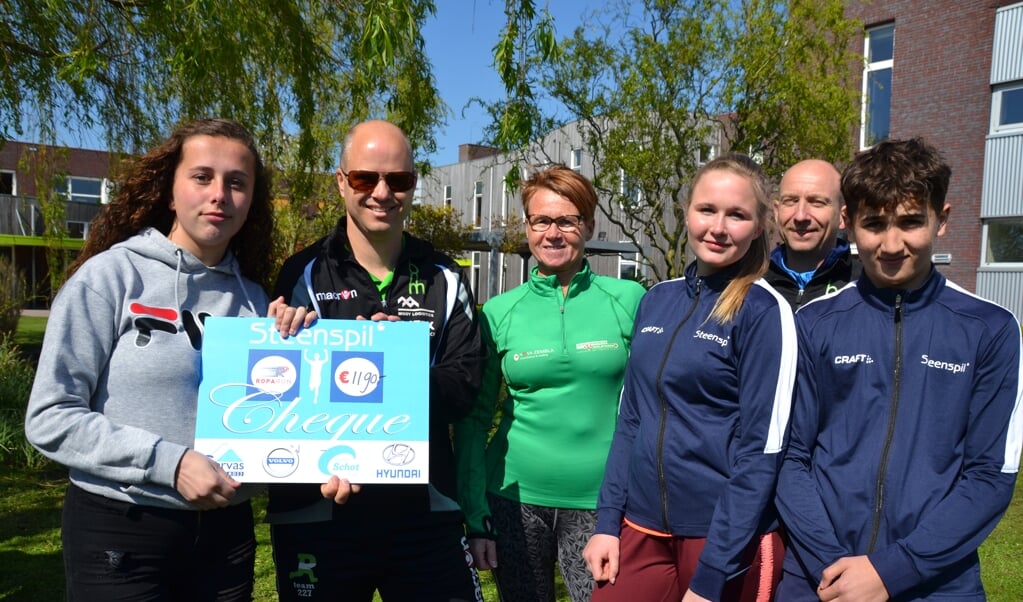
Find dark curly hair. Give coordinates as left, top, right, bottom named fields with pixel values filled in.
left=68, top=118, right=274, bottom=291
left=841, top=137, right=951, bottom=222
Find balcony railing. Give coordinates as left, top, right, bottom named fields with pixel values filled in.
left=0, top=194, right=104, bottom=239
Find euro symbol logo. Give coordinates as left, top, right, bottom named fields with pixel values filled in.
left=382, top=443, right=415, bottom=466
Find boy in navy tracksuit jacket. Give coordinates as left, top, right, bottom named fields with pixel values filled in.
left=776, top=138, right=1023, bottom=601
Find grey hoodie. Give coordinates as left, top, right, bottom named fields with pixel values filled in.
left=25, top=227, right=269, bottom=509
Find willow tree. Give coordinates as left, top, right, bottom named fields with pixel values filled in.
left=2, top=0, right=445, bottom=264
left=505, top=0, right=861, bottom=281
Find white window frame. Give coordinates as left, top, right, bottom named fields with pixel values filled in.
left=66, top=220, right=90, bottom=239
left=0, top=170, right=15, bottom=195
left=443, top=184, right=452, bottom=207
left=860, top=23, right=894, bottom=149
left=473, top=181, right=484, bottom=228
left=697, top=144, right=718, bottom=166
left=991, top=83, right=1023, bottom=134
left=570, top=148, right=582, bottom=171
left=981, top=218, right=1023, bottom=268
left=619, top=169, right=641, bottom=206
left=471, top=251, right=482, bottom=297
left=618, top=248, right=645, bottom=281
left=65, top=176, right=110, bottom=204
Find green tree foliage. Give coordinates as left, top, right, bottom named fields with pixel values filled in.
left=405, top=204, right=473, bottom=260
left=500, top=0, right=861, bottom=281
left=1, top=0, right=444, bottom=204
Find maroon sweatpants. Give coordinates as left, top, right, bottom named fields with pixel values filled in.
left=590, top=522, right=783, bottom=602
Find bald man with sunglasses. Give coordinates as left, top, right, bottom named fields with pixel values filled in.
left=268, top=120, right=485, bottom=602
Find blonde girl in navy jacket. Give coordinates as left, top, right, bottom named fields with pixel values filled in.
left=584, top=153, right=797, bottom=602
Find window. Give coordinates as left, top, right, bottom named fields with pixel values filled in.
left=501, top=180, right=510, bottom=219
left=570, top=148, right=582, bottom=171
left=861, top=24, right=894, bottom=148
left=619, top=169, right=641, bottom=206
left=443, top=184, right=452, bottom=207
left=0, top=170, right=14, bottom=195
left=63, top=176, right=108, bottom=204
left=697, top=144, right=718, bottom=165
left=619, top=249, right=644, bottom=281
left=982, top=218, right=1023, bottom=266
left=66, top=220, right=90, bottom=239
left=471, top=251, right=482, bottom=297
left=992, top=84, right=1023, bottom=134
left=474, top=181, right=484, bottom=228
left=412, top=179, right=423, bottom=205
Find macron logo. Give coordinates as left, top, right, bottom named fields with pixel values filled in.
left=834, top=354, right=874, bottom=365
left=315, top=290, right=359, bottom=301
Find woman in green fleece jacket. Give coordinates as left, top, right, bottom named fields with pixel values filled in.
left=454, top=165, right=645, bottom=602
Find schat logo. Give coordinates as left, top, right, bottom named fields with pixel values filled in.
left=834, top=354, right=874, bottom=365
left=395, top=296, right=420, bottom=309
left=319, top=445, right=359, bottom=475
left=921, top=354, right=970, bottom=374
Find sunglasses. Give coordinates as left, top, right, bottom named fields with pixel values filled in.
left=340, top=169, right=417, bottom=193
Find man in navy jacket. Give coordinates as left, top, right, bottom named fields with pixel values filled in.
left=776, top=138, right=1023, bottom=601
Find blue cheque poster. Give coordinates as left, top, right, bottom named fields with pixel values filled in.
left=194, top=317, right=430, bottom=484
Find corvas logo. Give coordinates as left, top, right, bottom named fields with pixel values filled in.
left=215, top=449, right=246, bottom=478
left=249, top=350, right=301, bottom=400
left=382, top=443, right=416, bottom=466
left=395, top=296, right=420, bottom=309
left=318, top=445, right=359, bottom=475
left=264, top=447, right=299, bottom=478
left=331, top=352, right=385, bottom=403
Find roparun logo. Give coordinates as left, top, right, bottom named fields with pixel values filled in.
left=264, top=447, right=299, bottom=478
left=251, top=355, right=298, bottom=394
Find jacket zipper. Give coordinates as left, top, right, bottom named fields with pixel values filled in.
left=868, top=294, right=902, bottom=552
left=560, top=287, right=568, bottom=354
left=654, top=277, right=702, bottom=532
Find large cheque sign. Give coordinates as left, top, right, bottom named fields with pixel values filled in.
left=194, top=317, right=430, bottom=484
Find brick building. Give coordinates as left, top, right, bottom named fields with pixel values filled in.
left=0, top=141, right=117, bottom=304
left=847, top=0, right=1023, bottom=317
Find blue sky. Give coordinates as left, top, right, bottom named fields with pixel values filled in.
left=43, top=1, right=598, bottom=166
left=423, top=0, right=593, bottom=166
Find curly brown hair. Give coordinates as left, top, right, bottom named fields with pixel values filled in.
left=68, top=118, right=274, bottom=291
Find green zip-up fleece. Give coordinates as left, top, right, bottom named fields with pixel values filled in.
left=454, top=261, right=645, bottom=536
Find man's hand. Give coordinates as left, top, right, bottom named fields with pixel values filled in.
left=817, top=556, right=889, bottom=602
left=356, top=312, right=400, bottom=322
left=268, top=296, right=317, bottom=338
left=583, top=533, right=620, bottom=584
left=469, top=538, right=498, bottom=571
left=175, top=449, right=240, bottom=510
left=320, top=475, right=361, bottom=504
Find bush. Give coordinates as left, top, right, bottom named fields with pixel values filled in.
left=0, top=254, right=28, bottom=337
left=0, top=335, right=48, bottom=468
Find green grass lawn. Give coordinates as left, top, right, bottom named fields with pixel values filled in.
left=4, top=316, right=1023, bottom=600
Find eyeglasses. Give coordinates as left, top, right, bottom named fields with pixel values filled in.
left=340, top=169, right=417, bottom=193
left=526, top=214, right=586, bottom=233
